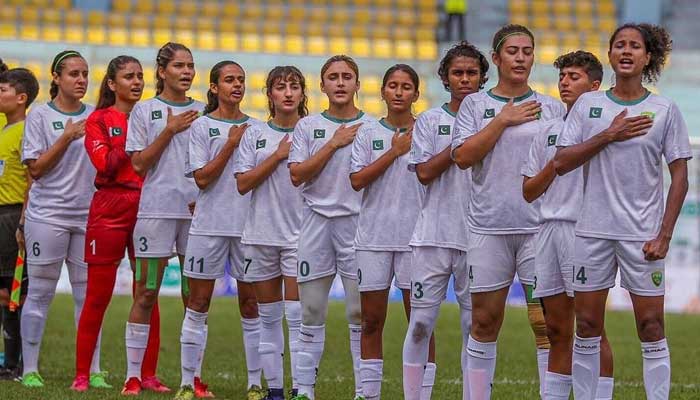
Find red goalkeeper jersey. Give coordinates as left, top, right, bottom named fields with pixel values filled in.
left=85, top=107, right=143, bottom=190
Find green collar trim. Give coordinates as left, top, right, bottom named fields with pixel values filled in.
left=441, top=103, right=457, bottom=117
left=486, top=88, right=534, bottom=103
left=605, top=88, right=650, bottom=106
left=47, top=101, right=86, bottom=116
left=155, top=96, right=195, bottom=107
left=267, top=120, right=294, bottom=132
left=321, top=110, right=365, bottom=123
left=379, top=118, right=408, bottom=132
left=205, top=114, right=249, bottom=124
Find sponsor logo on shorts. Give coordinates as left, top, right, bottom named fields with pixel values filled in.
left=438, top=125, right=451, bottom=135
left=313, top=129, right=325, bottom=139
left=151, top=110, right=162, bottom=120
left=651, top=270, right=663, bottom=287
left=641, top=111, right=656, bottom=120
left=547, top=134, right=557, bottom=146
left=209, top=128, right=221, bottom=137
left=372, top=139, right=384, bottom=150
left=109, top=127, right=123, bottom=137
left=589, top=107, right=603, bottom=118
left=256, top=139, right=266, bottom=149
left=483, top=108, right=495, bottom=119
left=52, top=121, right=64, bottom=130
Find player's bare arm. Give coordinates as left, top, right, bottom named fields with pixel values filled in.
left=350, top=128, right=412, bottom=191
left=522, top=160, right=557, bottom=203
left=289, top=123, right=361, bottom=186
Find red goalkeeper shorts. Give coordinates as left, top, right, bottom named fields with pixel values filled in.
left=85, top=187, right=140, bottom=264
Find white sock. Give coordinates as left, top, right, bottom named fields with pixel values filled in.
left=595, top=376, right=614, bottom=400
left=349, top=323, right=362, bottom=396
left=460, top=307, right=472, bottom=400
left=241, top=317, right=262, bottom=388
left=421, top=362, right=437, bottom=400
left=180, top=308, right=206, bottom=387
left=467, top=335, right=496, bottom=399
left=537, top=348, right=550, bottom=398
left=403, top=363, right=425, bottom=400
left=195, top=324, right=208, bottom=378
left=20, top=273, right=58, bottom=375
left=572, top=335, right=601, bottom=400
left=642, top=339, right=670, bottom=400
left=296, top=324, right=325, bottom=399
left=125, top=322, right=150, bottom=380
left=544, top=372, right=572, bottom=400
left=259, top=302, right=285, bottom=389
left=360, top=359, right=383, bottom=399
left=285, top=300, right=301, bottom=390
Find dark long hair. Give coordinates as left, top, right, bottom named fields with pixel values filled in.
left=96, top=56, right=142, bottom=110
left=203, top=60, right=243, bottom=115
left=50, top=50, right=84, bottom=99
left=265, top=66, right=308, bottom=118
left=155, top=42, right=191, bottom=95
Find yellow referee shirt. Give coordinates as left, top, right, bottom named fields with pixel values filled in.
left=0, top=119, right=27, bottom=205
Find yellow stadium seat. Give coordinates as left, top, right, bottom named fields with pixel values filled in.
left=372, top=39, right=393, bottom=58
left=240, top=21, right=258, bottom=34
left=538, top=31, right=558, bottom=48
left=372, top=26, right=391, bottom=40
left=174, top=29, right=195, bottom=48
left=288, top=6, right=305, bottom=20
left=0, top=6, right=17, bottom=23
left=375, top=9, right=393, bottom=25
left=285, top=23, right=303, bottom=36
left=25, top=62, right=43, bottom=80
left=354, top=7, right=372, bottom=24
left=196, top=17, right=216, bottom=32
left=219, top=32, right=238, bottom=51
left=153, top=15, right=170, bottom=30
left=418, top=11, right=439, bottom=27
left=353, top=0, right=371, bottom=6
left=130, top=28, right=151, bottom=47
left=87, top=10, right=104, bottom=26
left=397, top=11, right=415, bottom=26
left=598, top=16, right=616, bottom=33
left=266, top=6, right=284, bottom=20
left=509, top=0, right=527, bottom=15
left=553, top=16, right=573, bottom=31
left=130, top=14, right=150, bottom=30
left=251, top=92, right=267, bottom=112
left=263, top=34, right=282, bottom=53
left=396, top=0, right=415, bottom=8
left=536, top=44, right=558, bottom=64
left=40, top=24, right=62, bottom=42
left=306, top=23, right=324, bottom=37
left=21, top=7, right=40, bottom=23
left=51, top=0, right=71, bottom=9
left=196, top=31, right=217, bottom=51
left=142, top=87, right=156, bottom=100
left=152, top=29, right=171, bottom=47
left=0, top=22, right=16, bottom=40
left=63, top=26, right=84, bottom=43
left=575, top=2, right=592, bottom=16
left=552, top=1, right=571, bottom=16
left=178, top=0, right=198, bottom=16
left=417, top=40, right=437, bottom=60
left=562, top=32, right=581, bottom=51
left=249, top=71, right=266, bottom=90
left=328, top=24, right=344, bottom=38
left=598, top=1, right=616, bottom=16
left=109, top=28, right=128, bottom=46
left=134, top=0, right=155, bottom=15
left=395, top=40, right=415, bottom=59
left=330, top=7, right=348, bottom=24
left=361, top=97, right=383, bottom=116
left=414, top=98, right=429, bottom=114
left=351, top=38, right=371, bottom=58
left=578, top=15, right=595, bottom=32
left=285, top=35, right=305, bottom=55
left=241, top=33, right=261, bottom=52
left=531, top=15, right=550, bottom=30
left=20, top=23, right=40, bottom=40
left=531, top=0, right=549, bottom=14
left=175, top=16, right=194, bottom=31
left=511, top=13, right=529, bottom=26
left=416, top=27, right=435, bottom=42
left=375, top=0, right=392, bottom=8
left=243, top=4, right=264, bottom=19
left=309, top=7, right=326, bottom=22
left=362, top=75, right=381, bottom=94
left=112, top=0, right=132, bottom=13
left=350, top=25, right=365, bottom=39
left=30, top=0, right=50, bottom=8
left=394, top=27, right=412, bottom=41
left=201, top=2, right=218, bottom=18
left=307, top=36, right=328, bottom=56
left=263, top=22, right=280, bottom=35
left=222, top=4, right=240, bottom=18
left=108, top=12, right=128, bottom=29
left=87, top=26, right=106, bottom=45
left=329, top=38, right=349, bottom=55
left=41, top=9, right=61, bottom=25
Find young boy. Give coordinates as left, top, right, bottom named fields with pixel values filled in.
left=0, top=65, right=39, bottom=380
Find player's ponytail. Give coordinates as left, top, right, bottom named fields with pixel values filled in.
left=50, top=50, right=84, bottom=99
left=155, top=42, right=191, bottom=95
left=265, top=65, right=308, bottom=118
left=96, top=55, right=141, bottom=110
left=609, top=23, right=672, bottom=84
left=203, top=60, right=242, bottom=115
left=0, top=58, right=8, bottom=74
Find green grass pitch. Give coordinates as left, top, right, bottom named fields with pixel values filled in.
left=1, top=294, right=699, bottom=399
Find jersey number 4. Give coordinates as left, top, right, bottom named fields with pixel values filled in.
left=575, top=267, right=588, bottom=284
